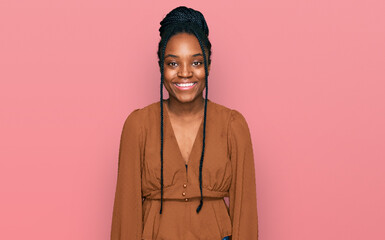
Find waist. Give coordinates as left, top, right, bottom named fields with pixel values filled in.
left=142, top=184, right=229, bottom=200
left=144, top=196, right=226, bottom=202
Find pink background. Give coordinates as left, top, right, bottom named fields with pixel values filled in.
left=1, top=0, right=384, bottom=239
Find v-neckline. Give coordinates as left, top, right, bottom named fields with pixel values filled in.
left=163, top=100, right=209, bottom=166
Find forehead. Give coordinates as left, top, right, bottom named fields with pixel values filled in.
left=165, top=33, right=202, bottom=55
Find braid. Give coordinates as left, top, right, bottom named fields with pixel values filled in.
left=159, top=26, right=176, bottom=214
left=157, top=6, right=212, bottom=214
left=190, top=27, right=209, bottom=213
left=159, top=44, right=164, bottom=214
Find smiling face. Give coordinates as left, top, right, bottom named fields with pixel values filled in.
left=163, top=32, right=211, bottom=103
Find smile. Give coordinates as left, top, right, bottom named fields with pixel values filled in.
left=173, top=82, right=197, bottom=90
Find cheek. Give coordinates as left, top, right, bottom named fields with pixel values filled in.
left=195, top=68, right=207, bottom=79
left=163, top=68, right=176, bottom=80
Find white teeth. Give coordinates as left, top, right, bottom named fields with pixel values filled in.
left=176, top=82, right=195, bottom=87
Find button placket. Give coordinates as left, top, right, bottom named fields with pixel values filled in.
left=183, top=183, right=188, bottom=201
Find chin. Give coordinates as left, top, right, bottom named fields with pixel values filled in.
left=175, top=95, right=196, bottom=103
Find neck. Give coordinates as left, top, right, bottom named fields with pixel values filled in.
left=165, top=96, right=206, bottom=120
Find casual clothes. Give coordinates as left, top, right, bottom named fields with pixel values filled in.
left=111, top=99, right=258, bottom=239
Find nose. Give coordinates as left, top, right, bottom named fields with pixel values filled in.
left=177, top=62, right=193, bottom=78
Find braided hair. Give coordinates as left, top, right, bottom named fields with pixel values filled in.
left=157, top=6, right=212, bottom=214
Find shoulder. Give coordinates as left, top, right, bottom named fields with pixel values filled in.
left=123, top=101, right=159, bottom=123
left=230, top=109, right=249, bottom=128
left=227, top=107, right=252, bottom=141
left=210, top=99, right=248, bottom=126
left=205, top=99, right=250, bottom=128
left=207, top=100, right=251, bottom=136
left=122, top=100, right=162, bottom=132
left=207, top=99, right=233, bottom=122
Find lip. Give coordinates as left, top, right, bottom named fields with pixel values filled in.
left=173, top=82, right=197, bottom=91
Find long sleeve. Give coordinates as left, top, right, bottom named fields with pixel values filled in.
left=228, top=109, right=259, bottom=240
left=111, top=109, right=143, bottom=240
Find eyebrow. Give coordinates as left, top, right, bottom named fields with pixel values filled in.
left=164, top=53, right=203, bottom=59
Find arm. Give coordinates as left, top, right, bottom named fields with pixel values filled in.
left=111, top=109, right=143, bottom=240
left=228, top=109, right=259, bottom=240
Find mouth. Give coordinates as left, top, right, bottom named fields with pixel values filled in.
left=173, top=82, right=197, bottom=91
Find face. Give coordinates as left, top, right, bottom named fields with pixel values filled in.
left=163, top=32, right=211, bottom=103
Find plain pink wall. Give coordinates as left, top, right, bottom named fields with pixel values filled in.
left=1, top=0, right=384, bottom=239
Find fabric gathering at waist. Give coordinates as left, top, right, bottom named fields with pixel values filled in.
left=142, top=184, right=229, bottom=200
left=144, top=196, right=226, bottom=202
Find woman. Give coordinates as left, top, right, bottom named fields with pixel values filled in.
left=111, top=6, right=258, bottom=240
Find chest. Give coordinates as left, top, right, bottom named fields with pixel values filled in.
left=141, top=111, right=231, bottom=192
left=169, top=116, right=203, bottom=165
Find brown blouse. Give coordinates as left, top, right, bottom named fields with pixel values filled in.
left=111, top=99, right=258, bottom=240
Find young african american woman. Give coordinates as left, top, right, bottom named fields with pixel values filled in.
left=111, top=6, right=259, bottom=240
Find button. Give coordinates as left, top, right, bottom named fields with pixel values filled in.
left=182, top=192, right=186, bottom=196
left=183, top=184, right=187, bottom=188
left=185, top=198, right=189, bottom=202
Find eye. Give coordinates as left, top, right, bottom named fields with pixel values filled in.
left=192, top=61, right=203, bottom=66
left=168, top=62, right=178, bottom=67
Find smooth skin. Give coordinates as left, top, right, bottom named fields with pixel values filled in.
left=162, top=32, right=211, bottom=165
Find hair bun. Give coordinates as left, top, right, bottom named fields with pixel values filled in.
left=159, top=6, right=209, bottom=37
